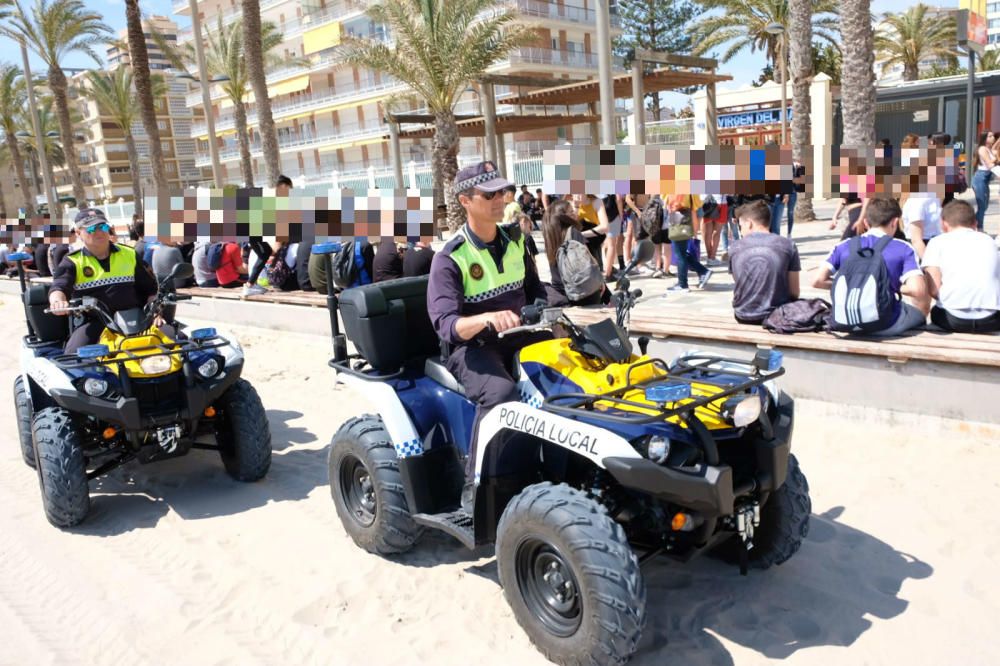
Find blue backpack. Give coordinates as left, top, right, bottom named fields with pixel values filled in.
left=206, top=243, right=226, bottom=270
left=830, top=235, right=897, bottom=333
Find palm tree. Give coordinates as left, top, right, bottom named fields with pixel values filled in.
left=979, top=48, right=1000, bottom=72
left=874, top=4, right=958, bottom=82
left=6, top=0, right=111, bottom=204
left=242, top=0, right=280, bottom=186
left=17, top=96, right=67, bottom=200
left=788, top=0, right=814, bottom=222
left=344, top=0, right=533, bottom=231
left=154, top=18, right=291, bottom=187
left=840, top=0, right=876, bottom=145
left=83, top=68, right=166, bottom=215
left=0, top=63, right=37, bottom=214
left=689, top=0, right=839, bottom=83
left=124, top=0, right=167, bottom=194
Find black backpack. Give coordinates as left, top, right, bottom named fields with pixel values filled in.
left=763, top=298, right=832, bottom=334
left=830, top=235, right=897, bottom=333
left=639, top=197, right=663, bottom=240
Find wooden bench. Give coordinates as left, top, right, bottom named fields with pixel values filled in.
left=565, top=306, right=1000, bottom=369
left=179, top=286, right=329, bottom=308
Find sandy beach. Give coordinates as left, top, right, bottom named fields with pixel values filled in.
left=1, top=294, right=999, bottom=666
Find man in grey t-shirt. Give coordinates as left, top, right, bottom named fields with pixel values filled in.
left=151, top=241, right=193, bottom=290
left=729, top=200, right=801, bottom=324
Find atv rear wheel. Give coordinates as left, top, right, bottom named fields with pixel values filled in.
left=496, top=482, right=645, bottom=666
left=216, top=379, right=271, bottom=481
left=32, top=407, right=90, bottom=527
left=14, top=376, right=35, bottom=468
left=329, top=415, right=422, bottom=555
left=717, top=453, right=811, bottom=569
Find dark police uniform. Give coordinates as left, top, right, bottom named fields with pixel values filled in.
left=427, top=221, right=549, bottom=476
left=51, top=243, right=162, bottom=354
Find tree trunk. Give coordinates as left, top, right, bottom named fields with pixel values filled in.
left=125, top=132, right=144, bottom=216
left=433, top=111, right=462, bottom=232
left=6, top=134, right=35, bottom=215
left=46, top=67, right=85, bottom=204
left=0, top=169, right=7, bottom=217
left=789, top=0, right=816, bottom=222
left=650, top=91, right=661, bottom=122
left=903, top=62, right=919, bottom=82
left=243, top=0, right=281, bottom=186
left=840, top=0, right=876, bottom=145
left=126, top=0, right=169, bottom=193
left=234, top=100, right=255, bottom=187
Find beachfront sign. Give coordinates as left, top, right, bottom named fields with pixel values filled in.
left=718, top=107, right=792, bottom=130
left=958, top=3, right=987, bottom=55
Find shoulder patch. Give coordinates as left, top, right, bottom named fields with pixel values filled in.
left=442, top=233, right=466, bottom=253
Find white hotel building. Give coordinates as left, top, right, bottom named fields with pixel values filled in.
left=173, top=0, right=624, bottom=188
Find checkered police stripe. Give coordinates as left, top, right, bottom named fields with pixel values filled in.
left=518, top=389, right=543, bottom=408
left=394, top=437, right=423, bottom=458
left=465, top=279, right=524, bottom=304
left=75, top=275, right=135, bottom=290
left=454, top=170, right=501, bottom=192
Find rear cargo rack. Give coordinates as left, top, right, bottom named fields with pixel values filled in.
left=543, top=355, right=784, bottom=426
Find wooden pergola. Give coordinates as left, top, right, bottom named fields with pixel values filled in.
left=394, top=113, right=600, bottom=139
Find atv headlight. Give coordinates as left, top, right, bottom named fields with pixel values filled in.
left=196, top=357, right=220, bottom=378
left=645, top=436, right=671, bottom=464
left=83, top=377, right=109, bottom=397
left=139, top=354, right=172, bottom=375
left=725, top=395, right=762, bottom=427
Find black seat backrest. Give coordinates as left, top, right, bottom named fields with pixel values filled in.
left=23, top=284, right=68, bottom=343
left=338, top=275, right=440, bottom=373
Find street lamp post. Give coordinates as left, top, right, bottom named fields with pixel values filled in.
left=19, top=39, right=60, bottom=217
left=765, top=22, right=788, bottom=145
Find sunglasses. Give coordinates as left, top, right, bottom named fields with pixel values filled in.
left=82, top=222, right=111, bottom=234
left=475, top=190, right=500, bottom=200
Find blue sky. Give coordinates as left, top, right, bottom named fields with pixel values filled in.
left=0, top=0, right=937, bottom=105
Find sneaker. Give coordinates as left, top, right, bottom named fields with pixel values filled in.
left=651, top=269, right=665, bottom=279
left=243, top=283, right=267, bottom=296
left=668, top=285, right=690, bottom=293
left=698, top=269, right=715, bottom=290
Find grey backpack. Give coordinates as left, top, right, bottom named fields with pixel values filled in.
left=557, top=229, right=604, bottom=302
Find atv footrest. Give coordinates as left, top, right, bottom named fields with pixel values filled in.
left=412, top=510, right=475, bottom=550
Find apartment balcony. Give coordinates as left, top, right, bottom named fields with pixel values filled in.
left=179, top=0, right=369, bottom=42
left=189, top=78, right=404, bottom=135
left=505, top=0, right=622, bottom=28
left=177, top=0, right=307, bottom=38
left=503, top=46, right=626, bottom=71
left=194, top=119, right=386, bottom=166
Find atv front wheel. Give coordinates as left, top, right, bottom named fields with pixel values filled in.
left=496, top=482, right=645, bottom=666
left=216, top=379, right=272, bottom=481
left=717, top=453, right=811, bottom=569
left=14, top=376, right=35, bottom=468
left=329, top=415, right=422, bottom=555
left=32, top=407, right=90, bottom=527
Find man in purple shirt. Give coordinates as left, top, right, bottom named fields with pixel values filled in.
left=427, top=161, right=549, bottom=506
left=813, top=197, right=930, bottom=336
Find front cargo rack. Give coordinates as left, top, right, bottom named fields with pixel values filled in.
left=543, top=355, right=785, bottom=427
left=52, top=335, right=229, bottom=372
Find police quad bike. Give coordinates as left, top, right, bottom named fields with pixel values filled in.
left=319, top=240, right=810, bottom=666
left=8, top=254, right=271, bottom=528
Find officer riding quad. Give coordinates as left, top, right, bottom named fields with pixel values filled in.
left=9, top=255, right=271, bottom=528
left=321, top=241, right=810, bottom=666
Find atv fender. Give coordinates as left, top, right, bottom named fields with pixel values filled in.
left=334, top=371, right=421, bottom=458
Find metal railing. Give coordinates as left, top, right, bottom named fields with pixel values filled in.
left=505, top=46, right=625, bottom=71
left=505, top=0, right=622, bottom=27
left=195, top=120, right=386, bottom=165
left=645, top=118, right=695, bottom=146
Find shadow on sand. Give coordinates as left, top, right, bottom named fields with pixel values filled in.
left=630, top=505, right=933, bottom=665
left=70, top=409, right=328, bottom=536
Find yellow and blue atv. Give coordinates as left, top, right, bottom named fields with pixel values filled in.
left=319, top=241, right=809, bottom=666
left=10, top=257, right=271, bottom=528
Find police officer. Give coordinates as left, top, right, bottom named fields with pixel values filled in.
left=427, top=161, right=549, bottom=507
left=48, top=209, right=169, bottom=354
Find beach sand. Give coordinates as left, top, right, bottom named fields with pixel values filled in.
left=1, top=297, right=998, bottom=666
